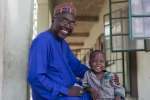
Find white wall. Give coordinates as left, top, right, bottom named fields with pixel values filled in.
left=0, top=0, right=34, bottom=100
left=137, top=52, right=150, bottom=100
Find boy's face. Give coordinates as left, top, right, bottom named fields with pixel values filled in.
left=90, top=53, right=105, bottom=73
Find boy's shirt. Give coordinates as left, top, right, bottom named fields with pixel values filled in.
left=82, top=70, right=125, bottom=100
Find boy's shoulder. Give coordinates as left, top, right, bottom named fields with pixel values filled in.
left=104, top=71, right=114, bottom=80
left=84, top=70, right=96, bottom=78
left=85, top=70, right=92, bottom=75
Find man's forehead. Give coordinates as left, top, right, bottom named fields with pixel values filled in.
left=58, top=13, right=75, bottom=22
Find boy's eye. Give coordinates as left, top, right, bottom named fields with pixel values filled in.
left=92, top=60, right=104, bottom=64
left=100, top=60, right=105, bottom=63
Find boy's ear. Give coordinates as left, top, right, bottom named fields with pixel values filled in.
left=52, top=16, right=57, bottom=23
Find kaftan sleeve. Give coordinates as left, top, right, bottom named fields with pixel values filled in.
left=28, top=37, right=69, bottom=96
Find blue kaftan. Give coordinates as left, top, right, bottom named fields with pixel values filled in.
left=27, top=31, right=91, bottom=100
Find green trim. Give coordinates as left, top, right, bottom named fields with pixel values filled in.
left=128, top=0, right=132, bottom=39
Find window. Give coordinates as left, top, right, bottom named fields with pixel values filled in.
left=109, top=0, right=148, bottom=52
left=104, top=14, right=128, bottom=87
left=129, top=0, right=150, bottom=39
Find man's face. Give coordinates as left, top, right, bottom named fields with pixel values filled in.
left=90, top=53, right=105, bottom=73
left=53, top=13, right=76, bottom=39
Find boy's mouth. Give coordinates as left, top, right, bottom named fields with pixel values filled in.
left=95, top=66, right=104, bottom=72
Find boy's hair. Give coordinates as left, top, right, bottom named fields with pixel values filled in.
left=89, top=50, right=105, bottom=61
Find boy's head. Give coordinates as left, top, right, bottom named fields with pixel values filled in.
left=89, top=50, right=105, bottom=73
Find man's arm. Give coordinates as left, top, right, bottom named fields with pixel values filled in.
left=28, top=37, right=68, bottom=96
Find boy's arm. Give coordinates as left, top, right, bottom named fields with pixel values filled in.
left=82, top=71, right=89, bottom=88
left=114, top=86, right=125, bottom=100
left=82, top=72, right=100, bottom=100
left=82, top=71, right=93, bottom=91
left=110, top=74, right=125, bottom=100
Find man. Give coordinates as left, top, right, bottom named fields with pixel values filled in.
left=28, top=3, right=91, bottom=100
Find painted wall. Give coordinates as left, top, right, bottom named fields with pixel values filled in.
left=137, top=52, right=150, bottom=100
left=0, top=0, right=34, bottom=100
left=37, top=0, right=50, bottom=33
left=83, top=0, right=109, bottom=49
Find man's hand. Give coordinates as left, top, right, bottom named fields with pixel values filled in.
left=68, top=86, right=83, bottom=96
left=112, top=73, right=120, bottom=85
left=90, top=88, right=99, bottom=100
left=115, top=96, right=121, bottom=100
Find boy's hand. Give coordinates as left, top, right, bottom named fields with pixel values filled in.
left=90, top=88, right=100, bottom=100
left=68, top=86, right=83, bottom=96
left=115, top=96, right=121, bottom=100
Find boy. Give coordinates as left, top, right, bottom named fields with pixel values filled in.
left=83, top=50, right=125, bottom=100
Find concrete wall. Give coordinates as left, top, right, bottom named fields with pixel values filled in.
left=0, top=0, right=34, bottom=100
left=0, top=0, right=5, bottom=99
left=137, top=52, right=150, bottom=100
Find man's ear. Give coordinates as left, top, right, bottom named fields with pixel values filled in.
left=52, top=19, right=54, bottom=23
left=52, top=16, right=56, bottom=23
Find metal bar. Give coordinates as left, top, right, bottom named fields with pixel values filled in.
left=128, top=0, right=133, bottom=39
left=112, top=33, right=128, bottom=36
left=112, top=17, right=128, bottom=19
left=132, top=15, right=150, bottom=17
left=109, top=0, right=113, bottom=52
left=111, top=49, right=145, bottom=52
left=144, top=40, right=150, bottom=52
left=122, top=52, right=126, bottom=88
left=111, top=0, right=128, bottom=4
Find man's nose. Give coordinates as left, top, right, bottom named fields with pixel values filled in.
left=66, top=23, right=71, bottom=28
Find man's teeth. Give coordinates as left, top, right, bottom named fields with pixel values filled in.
left=62, top=30, right=68, bottom=34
